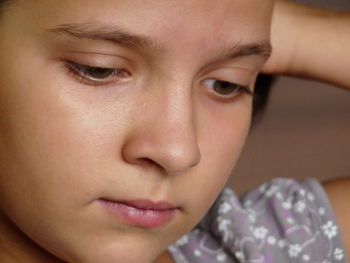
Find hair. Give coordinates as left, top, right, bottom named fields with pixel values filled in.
left=0, top=0, right=9, bottom=11
left=252, top=75, right=274, bottom=122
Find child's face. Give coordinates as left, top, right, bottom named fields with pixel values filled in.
left=0, top=0, right=272, bottom=262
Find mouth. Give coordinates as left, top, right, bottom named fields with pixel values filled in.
left=99, top=199, right=179, bottom=228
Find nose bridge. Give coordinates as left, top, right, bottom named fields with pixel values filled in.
left=148, top=79, right=201, bottom=173
left=123, top=79, right=201, bottom=175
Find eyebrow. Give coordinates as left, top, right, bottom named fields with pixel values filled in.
left=221, top=42, right=272, bottom=59
left=47, top=22, right=272, bottom=59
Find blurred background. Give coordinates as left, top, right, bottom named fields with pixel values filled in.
left=227, top=0, right=350, bottom=195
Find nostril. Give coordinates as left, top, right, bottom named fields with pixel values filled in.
left=134, top=149, right=200, bottom=175
left=164, top=147, right=201, bottom=175
left=135, top=157, right=164, bottom=172
left=121, top=114, right=200, bottom=175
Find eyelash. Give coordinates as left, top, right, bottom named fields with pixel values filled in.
left=64, top=62, right=131, bottom=86
left=202, top=79, right=253, bottom=102
left=64, top=62, right=253, bottom=101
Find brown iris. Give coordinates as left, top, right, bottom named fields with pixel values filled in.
left=213, top=81, right=240, bottom=95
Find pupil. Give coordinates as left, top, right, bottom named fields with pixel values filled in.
left=88, top=67, right=115, bottom=79
left=214, top=81, right=237, bottom=95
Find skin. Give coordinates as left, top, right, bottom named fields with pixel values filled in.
left=0, top=0, right=273, bottom=262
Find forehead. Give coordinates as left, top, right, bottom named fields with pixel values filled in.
left=8, top=0, right=273, bottom=62
left=22, top=0, right=272, bottom=39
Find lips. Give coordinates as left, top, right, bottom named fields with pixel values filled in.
left=99, top=198, right=178, bottom=228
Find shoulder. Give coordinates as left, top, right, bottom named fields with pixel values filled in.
left=170, top=178, right=347, bottom=263
left=323, top=178, right=350, bottom=260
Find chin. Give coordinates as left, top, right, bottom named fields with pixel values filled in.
left=57, top=239, right=165, bottom=263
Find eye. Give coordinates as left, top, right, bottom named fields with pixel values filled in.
left=203, top=79, right=252, bottom=99
left=65, top=62, right=131, bottom=86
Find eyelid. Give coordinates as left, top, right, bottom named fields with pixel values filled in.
left=202, top=79, right=253, bottom=101
left=200, top=67, right=256, bottom=101
left=64, top=61, right=131, bottom=86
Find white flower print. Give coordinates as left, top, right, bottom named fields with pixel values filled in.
left=307, top=192, right=315, bottom=201
left=169, top=180, right=345, bottom=263
left=294, top=200, right=306, bottom=213
left=253, top=226, right=268, bottom=240
left=193, top=229, right=200, bottom=235
left=288, top=244, right=302, bottom=258
left=282, top=200, right=292, bottom=210
left=318, top=207, right=326, bottom=216
left=322, top=221, right=338, bottom=239
left=194, top=249, right=202, bottom=257
left=216, top=252, right=227, bottom=262
left=276, top=192, right=283, bottom=200
left=176, top=235, right=189, bottom=246
left=266, top=186, right=279, bottom=197
left=222, top=188, right=232, bottom=195
left=219, top=202, right=232, bottom=214
left=267, top=236, right=277, bottom=245
left=302, top=254, right=310, bottom=261
left=218, top=218, right=231, bottom=230
left=246, top=209, right=257, bottom=223
left=278, top=239, right=287, bottom=248
left=259, top=184, right=268, bottom=193
left=334, top=248, right=344, bottom=261
left=244, top=200, right=252, bottom=207
left=286, top=217, right=294, bottom=224
left=235, top=251, right=244, bottom=260
left=218, top=218, right=233, bottom=242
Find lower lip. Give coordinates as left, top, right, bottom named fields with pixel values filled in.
left=100, top=200, right=177, bottom=228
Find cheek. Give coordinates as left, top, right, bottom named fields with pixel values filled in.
left=181, top=99, right=252, bottom=225
left=206, top=109, right=250, bottom=186
left=0, top=54, right=130, bottom=213
left=200, top=98, right=252, bottom=174
left=0, top=62, right=135, bottom=260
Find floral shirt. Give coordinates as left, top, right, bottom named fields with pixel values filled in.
left=169, top=178, right=346, bottom=263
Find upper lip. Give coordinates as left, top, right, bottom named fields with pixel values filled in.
left=100, top=199, right=178, bottom=211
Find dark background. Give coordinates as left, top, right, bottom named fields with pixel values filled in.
left=227, top=0, right=350, bottom=194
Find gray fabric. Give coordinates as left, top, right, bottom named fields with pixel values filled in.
left=169, top=178, right=347, bottom=263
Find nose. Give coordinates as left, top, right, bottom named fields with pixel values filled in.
left=122, top=88, right=201, bottom=175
